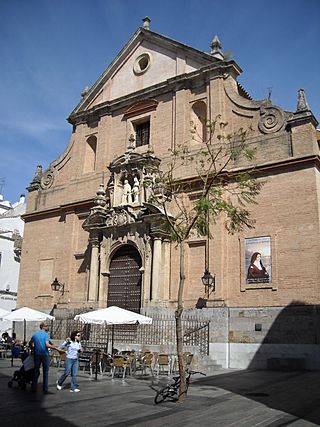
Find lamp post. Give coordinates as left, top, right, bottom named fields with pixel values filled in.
left=51, top=278, right=65, bottom=295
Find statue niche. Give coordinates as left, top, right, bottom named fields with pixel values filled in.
left=107, top=148, right=161, bottom=207
left=120, top=175, right=140, bottom=206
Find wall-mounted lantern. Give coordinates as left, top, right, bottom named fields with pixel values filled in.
left=51, top=278, right=66, bottom=295
left=201, top=268, right=215, bottom=297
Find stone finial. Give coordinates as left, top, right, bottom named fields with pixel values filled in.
left=81, top=86, right=89, bottom=97
left=210, top=35, right=224, bottom=60
left=32, top=165, right=43, bottom=183
left=296, top=88, right=310, bottom=112
left=94, top=184, right=107, bottom=208
left=127, top=134, right=136, bottom=151
left=142, top=16, right=151, bottom=30
left=27, top=165, right=43, bottom=192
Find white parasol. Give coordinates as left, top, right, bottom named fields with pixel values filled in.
left=2, top=306, right=55, bottom=342
left=74, top=306, right=152, bottom=325
left=74, top=306, right=152, bottom=354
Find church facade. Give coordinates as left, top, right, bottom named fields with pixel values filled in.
left=18, top=19, right=320, bottom=369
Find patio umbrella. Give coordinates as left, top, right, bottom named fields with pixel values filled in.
left=74, top=306, right=152, bottom=354
left=2, top=306, right=55, bottom=342
left=74, top=306, right=152, bottom=325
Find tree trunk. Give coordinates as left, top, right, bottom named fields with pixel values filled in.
left=175, top=241, right=187, bottom=403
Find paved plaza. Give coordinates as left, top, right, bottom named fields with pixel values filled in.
left=1, top=358, right=320, bottom=426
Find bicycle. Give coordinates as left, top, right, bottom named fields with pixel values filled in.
left=154, top=370, right=206, bottom=404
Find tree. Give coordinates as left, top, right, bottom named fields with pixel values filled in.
left=151, top=116, right=261, bottom=403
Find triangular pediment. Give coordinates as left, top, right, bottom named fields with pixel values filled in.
left=70, top=28, right=218, bottom=116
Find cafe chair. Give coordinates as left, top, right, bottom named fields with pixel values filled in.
left=143, top=352, right=154, bottom=376
left=78, top=352, right=91, bottom=372
left=89, top=352, right=103, bottom=376
left=101, top=352, right=113, bottom=374
left=183, top=352, right=194, bottom=369
left=155, top=353, right=171, bottom=376
left=111, top=355, right=129, bottom=379
left=57, top=352, right=66, bottom=369
left=49, top=349, right=61, bottom=367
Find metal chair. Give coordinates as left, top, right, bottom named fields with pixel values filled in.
left=183, top=352, right=194, bottom=369
left=143, top=352, right=154, bottom=376
left=111, top=355, right=129, bottom=379
left=57, top=352, right=66, bottom=369
left=89, top=351, right=103, bottom=376
left=155, top=354, right=171, bottom=376
left=101, top=352, right=113, bottom=374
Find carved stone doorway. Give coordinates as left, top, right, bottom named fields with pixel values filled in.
left=107, top=245, right=142, bottom=313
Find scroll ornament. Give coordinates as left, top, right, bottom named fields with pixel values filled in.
left=40, top=169, right=54, bottom=189
left=258, top=105, right=285, bottom=134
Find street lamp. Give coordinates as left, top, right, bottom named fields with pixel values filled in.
left=51, top=277, right=65, bottom=295
left=201, top=268, right=215, bottom=297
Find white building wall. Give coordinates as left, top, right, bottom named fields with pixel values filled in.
left=0, top=194, right=26, bottom=334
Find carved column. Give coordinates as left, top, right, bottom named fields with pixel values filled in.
left=151, top=237, right=162, bottom=302
left=88, top=236, right=100, bottom=302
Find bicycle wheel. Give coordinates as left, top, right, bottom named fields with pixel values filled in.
left=154, top=386, right=171, bottom=404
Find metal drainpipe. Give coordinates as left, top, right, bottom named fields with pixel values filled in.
left=227, top=307, right=230, bottom=369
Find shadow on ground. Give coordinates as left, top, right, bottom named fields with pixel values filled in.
left=194, top=368, right=320, bottom=425
left=0, top=370, right=77, bottom=427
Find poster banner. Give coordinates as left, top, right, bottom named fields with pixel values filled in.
left=245, top=236, right=271, bottom=284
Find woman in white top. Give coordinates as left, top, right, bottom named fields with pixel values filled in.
left=56, top=330, right=82, bottom=392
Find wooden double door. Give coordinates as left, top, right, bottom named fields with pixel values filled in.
left=107, top=245, right=142, bottom=312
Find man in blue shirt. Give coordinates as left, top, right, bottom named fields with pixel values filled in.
left=30, top=322, right=60, bottom=393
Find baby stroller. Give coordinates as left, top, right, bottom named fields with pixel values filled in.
left=8, top=353, right=34, bottom=390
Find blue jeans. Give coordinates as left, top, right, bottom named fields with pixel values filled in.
left=58, top=357, right=79, bottom=390
left=32, top=354, right=50, bottom=392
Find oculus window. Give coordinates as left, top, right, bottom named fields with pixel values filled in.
left=133, top=53, right=151, bottom=75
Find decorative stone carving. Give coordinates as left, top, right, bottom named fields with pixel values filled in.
left=132, top=176, right=140, bottom=203
left=13, top=232, right=22, bottom=259
left=82, top=184, right=108, bottom=232
left=127, top=134, right=136, bottom=151
left=40, top=169, right=54, bottom=189
left=108, top=148, right=161, bottom=207
left=105, top=208, right=136, bottom=227
left=121, top=179, right=132, bottom=205
left=258, top=104, right=285, bottom=134
left=28, top=164, right=43, bottom=191
left=296, top=88, right=310, bottom=112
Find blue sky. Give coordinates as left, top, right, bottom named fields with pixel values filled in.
left=0, top=0, right=319, bottom=203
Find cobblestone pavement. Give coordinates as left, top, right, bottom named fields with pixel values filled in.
left=1, top=358, right=320, bottom=426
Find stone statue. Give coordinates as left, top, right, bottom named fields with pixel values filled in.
left=132, top=176, right=140, bottom=203
left=121, top=179, right=132, bottom=205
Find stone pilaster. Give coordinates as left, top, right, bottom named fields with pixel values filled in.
left=151, top=237, right=162, bottom=302
left=88, top=236, right=100, bottom=302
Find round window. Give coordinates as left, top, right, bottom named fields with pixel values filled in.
left=133, top=53, right=151, bottom=75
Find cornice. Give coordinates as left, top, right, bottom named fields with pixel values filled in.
left=22, top=198, right=93, bottom=222
left=173, top=154, right=320, bottom=190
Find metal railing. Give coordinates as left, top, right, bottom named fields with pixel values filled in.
left=50, top=311, right=210, bottom=356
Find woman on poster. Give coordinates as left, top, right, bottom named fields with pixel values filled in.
left=247, top=252, right=270, bottom=283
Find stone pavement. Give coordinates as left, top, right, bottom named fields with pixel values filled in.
left=1, top=358, right=320, bottom=426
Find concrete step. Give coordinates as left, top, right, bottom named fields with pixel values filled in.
left=194, top=355, right=223, bottom=375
